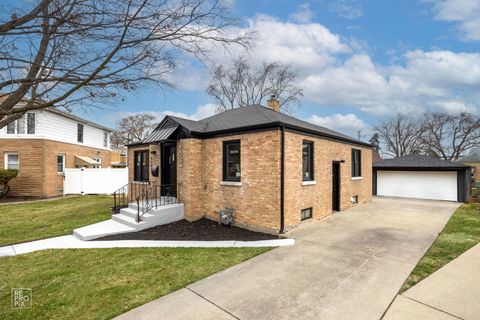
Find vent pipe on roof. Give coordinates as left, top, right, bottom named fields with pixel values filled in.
left=267, top=94, right=280, bottom=112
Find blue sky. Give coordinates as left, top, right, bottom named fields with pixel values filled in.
left=87, top=0, right=480, bottom=139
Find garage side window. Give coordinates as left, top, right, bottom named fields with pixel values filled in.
left=223, top=140, right=241, bottom=182
left=351, top=149, right=361, bottom=178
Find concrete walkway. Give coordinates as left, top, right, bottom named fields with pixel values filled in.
left=384, top=242, right=480, bottom=320
left=116, top=197, right=460, bottom=320
left=0, top=236, right=294, bottom=257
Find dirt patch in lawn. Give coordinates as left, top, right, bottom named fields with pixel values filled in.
left=96, top=218, right=281, bottom=241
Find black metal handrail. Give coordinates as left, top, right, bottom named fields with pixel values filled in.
left=112, top=182, right=180, bottom=223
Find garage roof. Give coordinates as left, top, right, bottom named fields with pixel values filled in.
left=373, top=155, right=470, bottom=169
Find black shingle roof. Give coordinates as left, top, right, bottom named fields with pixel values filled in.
left=373, top=155, right=470, bottom=169
left=146, top=105, right=371, bottom=147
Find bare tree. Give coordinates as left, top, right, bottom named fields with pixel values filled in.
left=206, top=57, right=303, bottom=112
left=374, top=114, right=425, bottom=157
left=0, top=0, right=252, bottom=129
left=113, top=113, right=157, bottom=145
left=421, top=112, right=480, bottom=161
left=369, top=133, right=380, bottom=152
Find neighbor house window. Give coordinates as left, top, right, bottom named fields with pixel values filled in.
left=4, top=153, right=19, bottom=170
left=17, top=116, right=26, bottom=134
left=351, top=149, right=362, bottom=177
left=57, top=155, right=65, bottom=173
left=103, top=132, right=108, bottom=147
left=301, top=208, right=312, bottom=221
left=27, top=113, right=35, bottom=134
left=6, top=122, right=15, bottom=134
left=223, top=140, right=241, bottom=182
left=134, top=150, right=149, bottom=182
left=5, top=113, right=35, bottom=134
left=77, top=123, right=84, bottom=143
left=302, top=141, right=314, bottom=181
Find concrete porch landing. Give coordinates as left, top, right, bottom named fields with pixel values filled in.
left=73, top=202, right=184, bottom=240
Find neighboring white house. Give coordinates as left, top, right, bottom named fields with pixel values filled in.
left=0, top=108, right=112, bottom=151
left=0, top=95, right=115, bottom=197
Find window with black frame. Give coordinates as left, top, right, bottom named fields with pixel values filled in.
left=302, top=141, right=314, bottom=181
left=134, top=150, right=149, bottom=182
left=223, top=140, right=241, bottom=182
left=351, top=149, right=362, bottom=177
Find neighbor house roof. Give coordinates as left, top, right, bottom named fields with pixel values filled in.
left=458, top=148, right=480, bottom=163
left=373, top=154, right=470, bottom=169
left=143, top=105, right=372, bottom=147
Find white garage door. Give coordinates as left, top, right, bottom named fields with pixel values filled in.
left=377, top=170, right=458, bottom=201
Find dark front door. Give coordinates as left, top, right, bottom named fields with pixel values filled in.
left=332, top=162, right=340, bottom=212
left=161, top=143, right=177, bottom=197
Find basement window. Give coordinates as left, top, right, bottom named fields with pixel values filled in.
left=351, top=195, right=359, bottom=204
left=301, top=208, right=312, bottom=221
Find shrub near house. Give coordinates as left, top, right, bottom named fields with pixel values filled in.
left=0, top=169, right=18, bottom=197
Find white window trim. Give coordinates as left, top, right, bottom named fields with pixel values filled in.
left=351, top=177, right=363, bottom=181
left=57, top=154, right=66, bottom=174
left=4, top=152, right=19, bottom=170
left=302, top=180, right=317, bottom=186
left=220, top=181, right=242, bottom=187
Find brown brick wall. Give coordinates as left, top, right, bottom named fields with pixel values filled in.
left=283, top=131, right=372, bottom=230
left=193, top=130, right=281, bottom=233
left=0, top=139, right=111, bottom=197
left=127, top=129, right=372, bottom=234
left=0, top=139, right=45, bottom=197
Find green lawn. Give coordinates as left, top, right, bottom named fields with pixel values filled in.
left=0, top=196, right=112, bottom=246
left=0, top=247, right=269, bottom=320
left=401, top=203, right=480, bottom=293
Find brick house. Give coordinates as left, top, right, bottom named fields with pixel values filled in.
left=127, top=97, right=372, bottom=234
left=0, top=103, right=112, bottom=198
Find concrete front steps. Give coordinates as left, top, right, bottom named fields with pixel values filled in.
left=73, top=202, right=184, bottom=240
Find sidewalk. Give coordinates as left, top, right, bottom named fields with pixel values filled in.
left=383, top=242, right=480, bottom=320
left=0, top=236, right=294, bottom=257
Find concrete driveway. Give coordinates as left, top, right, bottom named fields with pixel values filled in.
left=116, top=197, right=460, bottom=320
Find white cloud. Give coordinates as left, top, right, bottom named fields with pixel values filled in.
left=171, top=14, right=480, bottom=117
left=289, top=3, right=314, bottom=23
left=307, top=113, right=371, bottom=138
left=329, top=0, right=364, bottom=20
left=427, top=0, right=480, bottom=41
left=210, top=14, right=350, bottom=70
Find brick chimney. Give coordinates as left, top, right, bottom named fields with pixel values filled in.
left=267, top=95, right=280, bottom=112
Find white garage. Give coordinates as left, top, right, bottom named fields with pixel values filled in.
left=377, top=170, right=458, bottom=201
left=373, top=155, right=472, bottom=202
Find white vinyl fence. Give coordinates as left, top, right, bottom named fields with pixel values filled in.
left=64, top=168, right=128, bottom=195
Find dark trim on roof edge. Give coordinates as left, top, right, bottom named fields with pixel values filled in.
left=185, top=122, right=373, bottom=148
